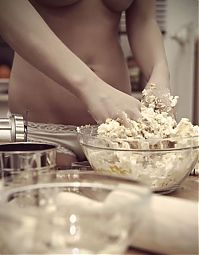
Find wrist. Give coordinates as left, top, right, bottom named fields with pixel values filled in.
left=147, top=61, right=170, bottom=90
left=69, top=70, right=99, bottom=98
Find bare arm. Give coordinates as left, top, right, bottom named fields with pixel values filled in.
left=0, top=0, right=141, bottom=122
left=126, top=0, right=170, bottom=93
left=0, top=0, right=97, bottom=97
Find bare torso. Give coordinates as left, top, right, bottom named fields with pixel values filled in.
left=9, top=0, right=133, bottom=125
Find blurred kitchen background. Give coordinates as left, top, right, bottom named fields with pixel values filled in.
left=0, top=0, right=198, bottom=124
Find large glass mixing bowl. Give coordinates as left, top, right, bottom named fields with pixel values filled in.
left=78, top=126, right=199, bottom=194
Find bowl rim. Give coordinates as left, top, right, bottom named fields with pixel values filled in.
left=0, top=142, right=57, bottom=153
left=0, top=170, right=151, bottom=202
left=77, top=126, right=199, bottom=152
left=79, top=141, right=199, bottom=152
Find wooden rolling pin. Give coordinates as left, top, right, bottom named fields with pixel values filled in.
left=130, top=194, right=198, bottom=254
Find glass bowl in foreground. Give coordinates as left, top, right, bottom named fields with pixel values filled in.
left=0, top=171, right=150, bottom=255
left=78, top=126, right=199, bottom=194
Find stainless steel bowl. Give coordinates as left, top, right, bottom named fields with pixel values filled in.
left=0, top=142, right=57, bottom=187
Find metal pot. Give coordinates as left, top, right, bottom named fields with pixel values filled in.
left=0, top=142, right=57, bottom=174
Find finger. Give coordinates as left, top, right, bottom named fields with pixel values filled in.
left=127, top=107, right=142, bottom=121
left=117, top=110, right=141, bottom=127
left=116, top=111, right=131, bottom=128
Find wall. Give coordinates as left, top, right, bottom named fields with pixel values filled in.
left=164, top=0, right=198, bottom=122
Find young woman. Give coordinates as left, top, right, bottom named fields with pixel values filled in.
left=0, top=0, right=170, bottom=165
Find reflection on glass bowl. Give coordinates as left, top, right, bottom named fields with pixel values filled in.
left=77, top=126, right=199, bottom=194
left=0, top=171, right=150, bottom=255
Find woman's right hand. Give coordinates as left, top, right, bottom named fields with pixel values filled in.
left=80, top=79, right=142, bottom=124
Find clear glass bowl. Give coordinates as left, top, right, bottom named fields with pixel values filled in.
left=78, top=126, right=199, bottom=194
left=0, top=171, right=150, bottom=254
